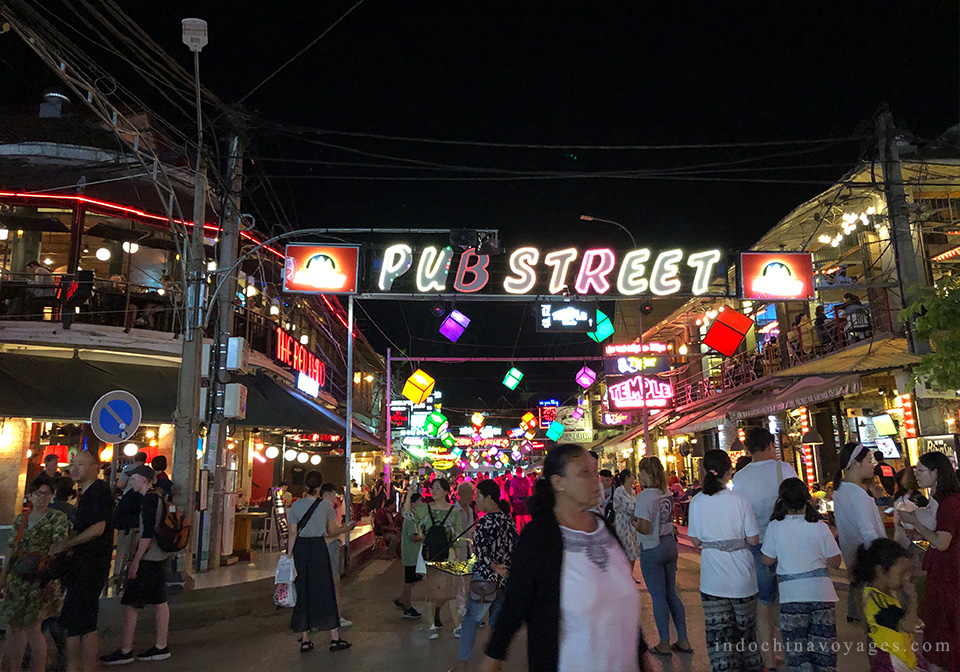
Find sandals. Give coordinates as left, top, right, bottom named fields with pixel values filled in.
left=329, top=639, right=352, bottom=652
left=650, top=645, right=673, bottom=657
left=671, top=642, right=694, bottom=654
left=299, top=640, right=314, bottom=653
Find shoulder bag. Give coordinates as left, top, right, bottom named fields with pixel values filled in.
left=11, top=514, right=53, bottom=582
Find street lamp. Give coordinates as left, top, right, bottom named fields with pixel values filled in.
left=579, top=214, right=637, bottom=249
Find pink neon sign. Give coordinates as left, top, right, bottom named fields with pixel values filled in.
left=608, top=374, right=674, bottom=409
left=604, top=342, right=668, bottom=356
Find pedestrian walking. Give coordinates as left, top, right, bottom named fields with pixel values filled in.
left=416, top=478, right=464, bottom=640
left=612, top=469, right=640, bottom=566
left=454, top=480, right=476, bottom=631
left=832, top=442, right=886, bottom=624
left=480, top=444, right=647, bottom=672
left=1, top=481, right=68, bottom=672
left=321, top=483, right=354, bottom=629
left=688, top=449, right=762, bottom=672
left=898, top=451, right=960, bottom=672
left=505, top=466, right=532, bottom=532
left=452, top=479, right=517, bottom=672
left=394, top=491, right=425, bottom=619
left=50, top=449, right=114, bottom=672
left=100, top=465, right=173, bottom=665
left=632, top=457, right=691, bottom=657
left=732, top=426, right=799, bottom=670
left=853, top=538, right=930, bottom=672
left=761, top=478, right=842, bottom=672
left=287, top=471, right=354, bottom=653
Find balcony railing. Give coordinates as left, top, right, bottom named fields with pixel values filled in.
left=671, top=310, right=874, bottom=408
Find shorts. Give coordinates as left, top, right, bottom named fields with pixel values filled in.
left=404, top=565, right=424, bottom=584
left=61, top=555, right=111, bottom=637
left=750, top=543, right=778, bottom=605
left=121, top=560, right=167, bottom=609
left=328, top=539, right=343, bottom=577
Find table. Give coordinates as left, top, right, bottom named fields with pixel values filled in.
left=233, top=511, right=267, bottom=560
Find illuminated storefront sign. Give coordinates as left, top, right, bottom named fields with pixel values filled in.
left=604, top=342, right=668, bottom=355
left=608, top=374, right=674, bottom=409
left=283, top=244, right=360, bottom=294
left=740, top=252, right=814, bottom=301
left=536, top=302, right=598, bottom=332
left=375, top=245, right=724, bottom=297
left=457, top=426, right=503, bottom=438
left=603, top=412, right=633, bottom=426
left=538, top=399, right=560, bottom=429
left=275, top=327, right=325, bottom=390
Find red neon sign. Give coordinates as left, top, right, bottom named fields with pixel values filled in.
left=275, top=327, right=325, bottom=386
left=608, top=374, right=674, bottom=409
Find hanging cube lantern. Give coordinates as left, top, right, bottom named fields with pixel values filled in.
left=511, top=449, right=522, bottom=461
left=703, top=309, right=754, bottom=358
left=575, top=366, right=597, bottom=389
left=469, top=460, right=479, bottom=469
left=520, top=440, right=534, bottom=453
left=451, top=447, right=463, bottom=458
left=520, top=412, right=538, bottom=432
left=546, top=421, right=566, bottom=441
left=524, top=430, right=536, bottom=440
left=471, top=412, right=485, bottom=429
left=486, top=447, right=499, bottom=458
left=509, top=427, right=524, bottom=439
left=502, top=367, right=524, bottom=390
left=440, top=431, right=456, bottom=449
left=587, top=309, right=615, bottom=343
left=423, top=411, right=449, bottom=437
left=402, top=369, right=435, bottom=404
left=439, top=310, right=471, bottom=342
left=472, top=432, right=483, bottom=443
left=571, top=407, right=584, bottom=420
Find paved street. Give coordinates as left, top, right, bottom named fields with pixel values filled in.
left=108, top=548, right=872, bottom=672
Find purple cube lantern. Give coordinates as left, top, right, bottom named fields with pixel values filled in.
left=575, top=366, right=597, bottom=389
left=571, top=407, right=584, bottom=420
left=439, top=310, right=471, bottom=342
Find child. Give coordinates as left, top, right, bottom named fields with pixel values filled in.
left=761, top=478, right=842, bottom=672
left=853, top=538, right=930, bottom=672
left=394, top=492, right=425, bottom=620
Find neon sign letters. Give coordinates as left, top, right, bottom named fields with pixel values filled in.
left=275, top=327, right=325, bottom=388
left=376, top=245, right=723, bottom=297
left=608, top=374, right=674, bottom=409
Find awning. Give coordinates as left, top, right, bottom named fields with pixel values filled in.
left=665, top=389, right=754, bottom=436
left=0, top=353, right=383, bottom=447
left=728, top=374, right=861, bottom=421
left=772, top=337, right=919, bottom=377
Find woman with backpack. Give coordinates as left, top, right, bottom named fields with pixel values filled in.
left=415, top=478, right=464, bottom=640
left=480, top=444, right=647, bottom=672
left=287, top=470, right=355, bottom=653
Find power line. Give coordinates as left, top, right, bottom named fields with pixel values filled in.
left=235, top=0, right=366, bottom=105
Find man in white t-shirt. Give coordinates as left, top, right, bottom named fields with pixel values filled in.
left=731, top=426, right=799, bottom=669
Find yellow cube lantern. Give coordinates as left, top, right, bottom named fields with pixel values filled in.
left=402, top=369, right=436, bottom=404
left=521, top=412, right=537, bottom=433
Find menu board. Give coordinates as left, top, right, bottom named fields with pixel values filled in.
left=272, top=489, right=289, bottom=550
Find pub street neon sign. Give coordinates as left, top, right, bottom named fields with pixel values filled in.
left=275, top=327, right=326, bottom=397
left=376, top=245, right=723, bottom=297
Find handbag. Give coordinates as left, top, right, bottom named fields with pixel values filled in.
left=10, top=514, right=53, bottom=582
left=468, top=579, right=499, bottom=604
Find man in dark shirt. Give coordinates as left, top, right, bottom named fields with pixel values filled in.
left=151, top=455, right=173, bottom=498
left=31, top=453, right=62, bottom=489
left=874, top=450, right=897, bottom=497
left=51, top=449, right=114, bottom=672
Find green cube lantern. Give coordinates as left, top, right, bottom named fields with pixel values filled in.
left=423, top=412, right=448, bottom=437
left=440, top=432, right=456, bottom=449
left=587, top=309, right=615, bottom=343
left=502, top=367, right=524, bottom=390
left=546, top=421, right=565, bottom=441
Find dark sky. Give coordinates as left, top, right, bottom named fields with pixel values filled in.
left=3, top=2, right=958, bottom=413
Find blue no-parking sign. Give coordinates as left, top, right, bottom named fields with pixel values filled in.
left=90, top=390, right=142, bottom=444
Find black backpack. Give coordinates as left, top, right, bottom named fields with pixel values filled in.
left=421, top=505, right=454, bottom=562
left=604, top=499, right=616, bottom=527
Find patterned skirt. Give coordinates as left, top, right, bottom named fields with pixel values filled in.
left=779, top=601, right=837, bottom=672
left=701, top=592, right=763, bottom=672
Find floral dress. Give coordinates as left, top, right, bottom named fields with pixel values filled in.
left=613, top=486, right=640, bottom=562
left=3, top=509, right=68, bottom=628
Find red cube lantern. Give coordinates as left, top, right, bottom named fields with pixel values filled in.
left=703, top=309, right=754, bottom=357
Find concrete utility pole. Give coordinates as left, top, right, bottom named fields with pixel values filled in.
left=172, top=21, right=209, bottom=559
left=204, top=129, right=244, bottom=569
left=877, top=111, right=930, bottom=356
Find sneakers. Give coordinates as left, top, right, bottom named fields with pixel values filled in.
left=453, top=625, right=462, bottom=639
left=339, top=617, right=352, bottom=628
left=137, top=647, right=171, bottom=661
left=402, top=607, right=422, bottom=619
left=393, top=598, right=405, bottom=611
left=100, top=650, right=134, bottom=666
left=428, top=623, right=442, bottom=640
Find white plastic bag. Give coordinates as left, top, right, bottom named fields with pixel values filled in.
left=275, top=554, right=297, bottom=585
left=274, top=581, right=296, bottom=608
left=415, top=546, right=427, bottom=575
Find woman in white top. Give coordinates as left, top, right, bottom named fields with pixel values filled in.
left=632, top=457, right=691, bottom=657
left=831, top=442, right=886, bottom=623
left=612, top=469, right=640, bottom=565
left=761, top=477, right=842, bottom=672
left=688, top=449, right=762, bottom=672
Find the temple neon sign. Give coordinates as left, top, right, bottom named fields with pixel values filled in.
left=608, top=374, right=674, bottom=409
left=376, top=245, right=723, bottom=297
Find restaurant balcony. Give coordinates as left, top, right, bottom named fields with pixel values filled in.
left=671, top=307, right=881, bottom=409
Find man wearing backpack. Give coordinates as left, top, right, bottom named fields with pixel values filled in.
left=100, top=466, right=173, bottom=665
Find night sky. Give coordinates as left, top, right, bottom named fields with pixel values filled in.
left=2, top=2, right=958, bottom=416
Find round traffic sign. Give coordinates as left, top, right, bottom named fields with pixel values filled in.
left=90, top=390, right=142, bottom=444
